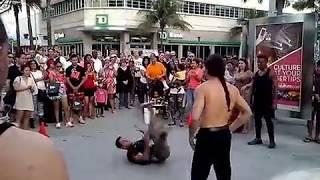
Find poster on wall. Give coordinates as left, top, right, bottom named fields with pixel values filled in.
left=255, top=22, right=303, bottom=112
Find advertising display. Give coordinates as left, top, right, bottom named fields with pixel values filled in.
left=255, top=23, right=303, bottom=111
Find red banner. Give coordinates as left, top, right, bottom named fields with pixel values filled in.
left=255, top=23, right=303, bottom=111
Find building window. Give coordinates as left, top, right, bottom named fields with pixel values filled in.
left=225, top=7, right=230, bottom=17
left=183, top=1, right=188, bottom=13
left=127, top=0, right=132, bottom=7
left=215, top=6, right=220, bottom=16
left=81, top=0, right=84, bottom=7
left=194, top=2, right=199, bottom=14
left=147, top=0, right=152, bottom=9
left=75, top=0, right=78, bottom=9
left=117, top=0, right=124, bottom=7
left=230, top=7, right=234, bottom=17
left=139, top=0, right=146, bottom=9
left=133, top=0, right=139, bottom=8
left=109, top=0, right=116, bottom=7
left=220, top=7, right=225, bottom=16
left=204, top=4, right=209, bottom=15
left=189, top=2, right=194, bottom=14
left=234, top=8, right=239, bottom=18
left=101, top=0, right=108, bottom=7
left=199, top=3, right=204, bottom=15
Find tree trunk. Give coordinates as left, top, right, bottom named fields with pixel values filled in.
left=46, top=0, right=52, bottom=46
left=241, top=24, right=248, bottom=58
left=13, top=5, right=20, bottom=48
left=26, top=5, right=34, bottom=48
left=160, top=27, right=164, bottom=51
left=276, top=0, right=284, bottom=15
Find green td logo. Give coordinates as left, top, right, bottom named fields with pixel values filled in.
left=96, top=14, right=108, bottom=27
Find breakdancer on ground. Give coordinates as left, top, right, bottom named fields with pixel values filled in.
left=115, top=102, right=170, bottom=165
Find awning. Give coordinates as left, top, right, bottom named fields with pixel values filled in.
left=56, top=37, right=82, bottom=44
left=167, top=39, right=241, bottom=46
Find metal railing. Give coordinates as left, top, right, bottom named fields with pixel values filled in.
left=42, top=0, right=266, bottom=19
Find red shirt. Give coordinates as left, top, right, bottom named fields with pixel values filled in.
left=187, top=68, right=203, bottom=90
left=83, top=72, right=96, bottom=89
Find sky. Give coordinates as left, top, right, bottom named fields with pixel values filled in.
left=0, top=0, right=312, bottom=40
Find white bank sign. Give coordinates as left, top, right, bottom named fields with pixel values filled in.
left=159, top=32, right=183, bottom=40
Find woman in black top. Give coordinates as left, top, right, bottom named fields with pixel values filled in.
left=117, top=60, right=133, bottom=109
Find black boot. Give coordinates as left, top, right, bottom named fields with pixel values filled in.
left=248, top=138, right=263, bottom=145
left=268, top=141, right=276, bottom=149
left=29, top=118, right=35, bottom=129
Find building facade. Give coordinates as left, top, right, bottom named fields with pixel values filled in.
left=40, top=0, right=267, bottom=58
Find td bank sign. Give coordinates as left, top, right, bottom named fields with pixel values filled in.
left=96, top=14, right=108, bottom=27
left=159, top=32, right=183, bottom=40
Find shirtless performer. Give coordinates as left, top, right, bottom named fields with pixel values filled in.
left=0, top=19, right=69, bottom=180
left=189, top=54, right=252, bottom=180
left=115, top=104, right=170, bottom=165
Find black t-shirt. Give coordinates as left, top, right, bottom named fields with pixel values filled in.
left=8, top=65, right=22, bottom=88
left=66, top=65, right=85, bottom=87
left=126, top=140, right=151, bottom=165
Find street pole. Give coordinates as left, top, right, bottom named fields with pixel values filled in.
left=197, top=36, right=200, bottom=58
left=46, top=0, right=52, bottom=47
left=34, top=8, right=38, bottom=49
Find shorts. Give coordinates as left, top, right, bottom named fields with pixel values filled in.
left=96, top=103, right=105, bottom=107
left=48, top=93, right=63, bottom=101
left=84, top=88, right=96, bottom=97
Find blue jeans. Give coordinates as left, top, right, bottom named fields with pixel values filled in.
left=119, top=92, right=129, bottom=108
left=186, top=89, right=195, bottom=114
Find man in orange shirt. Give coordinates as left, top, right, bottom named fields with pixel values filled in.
left=146, top=57, right=169, bottom=96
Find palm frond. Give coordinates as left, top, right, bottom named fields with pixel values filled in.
left=292, top=0, right=316, bottom=11
left=230, top=26, right=243, bottom=36
left=166, top=15, right=191, bottom=31
left=137, top=0, right=192, bottom=32
left=243, top=0, right=263, bottom=3
left=137, top=11, right=159, bottom=31
left=26, top=0, right=42, bottom=7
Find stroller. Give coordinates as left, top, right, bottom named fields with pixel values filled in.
left=167, top=77, right=185, bottom=127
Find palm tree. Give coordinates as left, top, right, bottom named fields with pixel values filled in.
left=137, top=0, right=191, bottom=50
left=243, top=0, right=290, bottom=15
left=230, top=9, right=265, bottom=57
left=291, top=0, right=318, bottom=11
left=26, top=0, right=41, bottom=48
left=8, top=0, right=41, bottom=49
left=12, top=1, right=21, bottom=48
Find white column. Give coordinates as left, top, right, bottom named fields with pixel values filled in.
left=152, top=32, right=158, bottom=50
left=268, top=0, right=277, bottom=17
left=83, top=32, right=92, bottom=54
left=178, top=45, right=183, bottom=59
left=210, top=45, right=215, bottom=55
left=120, top=31, right=130, bottom=54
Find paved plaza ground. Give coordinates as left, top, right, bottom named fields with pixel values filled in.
left=48, top=108, right=320, bottom=180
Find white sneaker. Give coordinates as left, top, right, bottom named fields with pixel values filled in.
left=79, top=117, right=86, bottom=124
left=55, top=123, right=61, bottom=129
left=66, top=122, right=74, bottom=127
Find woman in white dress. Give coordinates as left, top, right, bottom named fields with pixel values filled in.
left=13, top=65, right=38, bottom=129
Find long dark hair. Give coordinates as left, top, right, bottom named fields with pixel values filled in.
left=205, top=54, right=231, bottom=111
left=238, top=58, right=249, bottom=72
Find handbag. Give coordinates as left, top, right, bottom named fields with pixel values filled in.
left=72, top=97, right=82, bottom=111
left=47, top=83, right=60, bottom=97
left=30, top=73, right=48, bottom=102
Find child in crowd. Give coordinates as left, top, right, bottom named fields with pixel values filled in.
left=95, top=80, right=107, bottom=118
